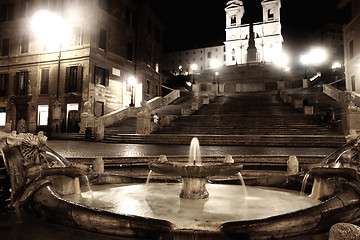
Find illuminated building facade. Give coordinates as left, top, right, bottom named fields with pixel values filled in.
left=0, top=0, right=164, bottom=133
left=339, top=0, right=360, bottom=92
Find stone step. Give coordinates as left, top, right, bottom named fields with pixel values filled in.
left=102, top=134, right=345, bottom=147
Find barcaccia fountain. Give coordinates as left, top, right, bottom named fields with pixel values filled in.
left=2, top=132, right=360, bottom=240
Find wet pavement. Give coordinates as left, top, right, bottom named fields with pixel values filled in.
left=47, top=140, right=336, bottom=158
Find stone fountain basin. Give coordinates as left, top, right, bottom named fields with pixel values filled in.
left=27, top=171, right=360, bottom=240
left=148, top=161, right=243, bottom=177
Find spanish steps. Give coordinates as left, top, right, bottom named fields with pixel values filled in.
left=103, top=89, right=346, bottom=147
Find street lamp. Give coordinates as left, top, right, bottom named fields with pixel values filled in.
left=178, top=65, right=183, bottom=75
left=300, top=47, right=328, bottom=81
left=31, top=10, right=68, bottom=98
left=210, top=59, right=220, bottom=84
left=191, top=64, right=197, bottom=84
left=127, top=76, right=136, bottom=107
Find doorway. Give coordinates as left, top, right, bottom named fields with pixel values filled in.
left=95, top=101, right=104, bottom=117
left=66, top=103, right=79, bottom=132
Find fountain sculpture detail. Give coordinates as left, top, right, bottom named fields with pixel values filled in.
left=2, top=132, right=360, bottom=239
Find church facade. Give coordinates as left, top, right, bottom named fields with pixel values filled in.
left=163, top=0, right=283, bottom=75
left=224, top=0, right=283, bottom=65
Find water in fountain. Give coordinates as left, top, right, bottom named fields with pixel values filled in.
left=146, top=170, right=153, bottom=188
left=83, top=175, right=93, bottom=197
left=333, top=149, right=352, bottom=168
left=237, top=172, right=248, bottom=197
left=44, top=151, right=66, bottom=167
left=64, top=183, right=320, bottom=231
left=189, top=137, right=201, bottom=165
left=300, top=173, right=310, bottom=196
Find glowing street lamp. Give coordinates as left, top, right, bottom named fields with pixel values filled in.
left=31, top=10, right=69, bottom=98
left=210, top=59, right=220, bottom=84
left=191, top=64, right=197, bottom=84
left=31, top=10, right=68, bottom=47
left=127, top=76, right=136, bottom=107
left=300, top=47, right=328, bottom=73
left=210, top=59, right=220, bottom=69
left=178, top=65, right=183, bottom=75
left=300, top=47, right=328, bottom=83
left=331, top=62, right=342, bottom=70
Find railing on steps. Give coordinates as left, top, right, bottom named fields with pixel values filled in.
left=81, top=89, right=181, bottom=141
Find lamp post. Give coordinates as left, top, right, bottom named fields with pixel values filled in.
left=191, top=64, right=197, bottom=84
left=128, top=76, right=136, bottom=107
left=210, top=59, right=220, bottom=84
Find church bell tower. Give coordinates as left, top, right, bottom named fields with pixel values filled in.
left=224, top=0, right=245, bottom=65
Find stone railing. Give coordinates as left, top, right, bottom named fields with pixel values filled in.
left=323, top=84, right=344, bottom=102
left=98, top=107, right=141, bottom=128
left=80, top=88, right=181, bottom=140
left=147, top=88, right=180, bottom=110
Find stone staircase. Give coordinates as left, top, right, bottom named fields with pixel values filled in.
left=104, top=117, right=137, bottom=135
left=103, top=92, right=346, bottom=147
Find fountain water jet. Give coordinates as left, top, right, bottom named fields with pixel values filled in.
left=148, top=138, right=243, bottom=199
left=189, top=137, right=201, bottom=165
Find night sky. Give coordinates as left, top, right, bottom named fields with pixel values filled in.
left=149, top=0, right=351, bottom=56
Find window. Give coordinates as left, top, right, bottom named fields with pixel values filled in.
left=21, top=35, right=29, bottom=54
left=15, top=71, right=29, bottom=95
left=94, top=66, right=109, bottom=86
left=0, top=74, right=8, bottom=97
left=99, top=0, right=111, bottom=13
left=70, top=26, right=82, bottom=46
left=40, top=68, right=49, bottom=94
left=155, top=85, right=159, bottom=96
left=230, top=15, right=236, bottom=26
left=99, top=28, right=107, bottom=51
left=207, top=52, right=211, bottom=58
left=349, top=40, right=354, bottom=59
left=146, top=79, right=150, bottom=95
left=1, top=38, right=9, bottom=56
left=351, top=75, right=356, bottom=91
left=65, top=66, right=83, bottom=92
left=37, top=105, right=49, bottom=126
left=267, top=9, right=274, bottom=20
left=127, top=43, right=133, bottom=61
left=0, top=3, right=14, bottom=22
left=20, top=0, right=32, bottom=18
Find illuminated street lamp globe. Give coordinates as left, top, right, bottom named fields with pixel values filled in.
left=210, top=59, right=220, bottom=69
left=31, top=9, right=68, bottom=48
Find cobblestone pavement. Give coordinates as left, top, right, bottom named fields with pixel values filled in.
left=47, top=140, right=336, bottom=158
